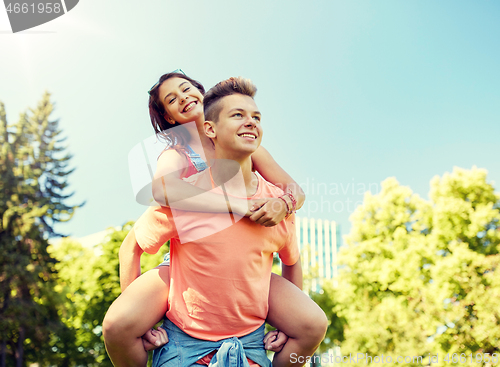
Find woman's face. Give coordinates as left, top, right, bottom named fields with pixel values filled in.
left=158, top=77, right=204, bottom=124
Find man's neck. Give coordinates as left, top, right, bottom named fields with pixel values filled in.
left=210, top=155, right=257, bottom=197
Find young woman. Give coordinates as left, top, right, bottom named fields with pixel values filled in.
left=103, top=72, right=328, bottom=367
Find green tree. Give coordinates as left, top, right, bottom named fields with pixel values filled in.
left=0, top=94, right=81, bottom=367
left=318, top=167, right=500, bottom=366
left=425, top=168, right=500, bottom=358
left=310, top=280, right=344, bottom=353
left=49, top=223, right=166, bottom=366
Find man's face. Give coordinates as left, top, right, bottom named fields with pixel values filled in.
left=209, top=94, right=263, bottom=157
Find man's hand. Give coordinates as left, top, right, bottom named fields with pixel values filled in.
left=249, top=198, right=287, bottom=227
left=141, top=327, right=169, bottom=351
left=263, top=329, right=288, bottom=353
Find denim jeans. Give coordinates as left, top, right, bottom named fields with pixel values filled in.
left=152, top=319, right=271, bottom=367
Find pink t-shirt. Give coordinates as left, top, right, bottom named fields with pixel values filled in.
left=134, top=170, right=299, bottom=341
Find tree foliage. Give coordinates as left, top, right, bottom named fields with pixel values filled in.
left=0, top=93, right=81, bottom=366
left=0, top=94, right=167, bottom=366
left=48, top=223, right=165, bottom=366
left=318, top=167, right=500, bottom=365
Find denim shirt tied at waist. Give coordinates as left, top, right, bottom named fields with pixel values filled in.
left=152, top=318, right=272, bottom=367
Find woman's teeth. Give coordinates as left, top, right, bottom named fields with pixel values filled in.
left=183, top=102, right=196, bottom=112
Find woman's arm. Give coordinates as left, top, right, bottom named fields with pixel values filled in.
left=250, top=146, right=306, bottom=226
left=252, top=146, right=305, bottom=209
left=152, top=149, right=250, bottom=216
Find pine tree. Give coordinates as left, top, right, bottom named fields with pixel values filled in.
left=0, top=93, right=82, bottom=366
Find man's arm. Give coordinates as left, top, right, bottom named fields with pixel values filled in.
left=119, top=228, right=144, bottom=291
left=120, top=206, right=177, bottom=291
left=281, top=256, right=303, bottom=290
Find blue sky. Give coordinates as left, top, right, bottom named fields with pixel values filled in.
left=1, top=0, right=499, bottom=239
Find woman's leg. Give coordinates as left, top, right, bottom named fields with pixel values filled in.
left=267, top=273, right=328, bottom=367
left=103, top=266, right=170, bottom=367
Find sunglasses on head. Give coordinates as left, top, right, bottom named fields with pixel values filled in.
left=148, top=68, right=186, bottom=96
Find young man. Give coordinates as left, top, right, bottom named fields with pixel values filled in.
left=141, top=77, right=301, bottom=366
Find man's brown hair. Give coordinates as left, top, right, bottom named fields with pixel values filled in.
left=203, top=77, right=257, bottom=122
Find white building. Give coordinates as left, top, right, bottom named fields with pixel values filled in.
left=49, top=226, right=121, bottom=256
left=295, top=217, right=341, bottom=292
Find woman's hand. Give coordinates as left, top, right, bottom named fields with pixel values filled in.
left=141, top=327, right=169, bottom=351
left=248, top=197, right=288, bottom=227
left=263, top=329, right=289, bottom=352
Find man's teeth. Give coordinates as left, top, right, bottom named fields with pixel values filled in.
left=239, top=134, right=256, bottom=139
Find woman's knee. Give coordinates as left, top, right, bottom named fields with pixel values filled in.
left=102, top=299, right=135, bottom=342
left=297, top=304, right=328, bottom=344
left=102, top=308, right=122, bottom=342
left=311, top=306, right=328, bottom=341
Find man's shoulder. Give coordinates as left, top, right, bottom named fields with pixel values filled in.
left=256, top=174, right=285, bottom=198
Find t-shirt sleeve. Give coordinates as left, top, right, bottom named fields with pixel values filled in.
left=133, top=206, right=177, bottom=254
left=277, top=213, right=300, bottom=266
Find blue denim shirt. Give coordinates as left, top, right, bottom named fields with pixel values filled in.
left=152, top=319, right=271, bottom=367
